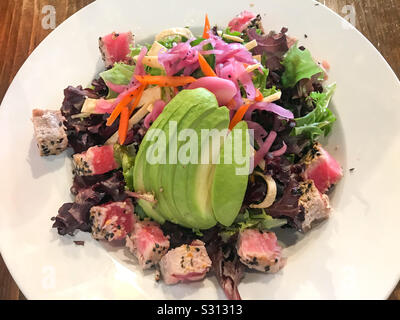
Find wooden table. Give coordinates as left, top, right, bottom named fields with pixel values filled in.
left=0, top=0, right=399, bottom=300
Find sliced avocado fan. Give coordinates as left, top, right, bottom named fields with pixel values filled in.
left=133, top=89, right=215, bottom=223
left=133, top=89, right=250, bottom=229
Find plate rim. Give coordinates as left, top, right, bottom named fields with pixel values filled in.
left=0, top=0, right=399, bottom=300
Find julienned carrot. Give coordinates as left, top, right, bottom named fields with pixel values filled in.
left=135, top=75, right=196, bottom=87
left=118, top=107, right=129, bottom=145
left=198, top=53, right=217, bottom=77
left=202, top=14, right=210, bottom=39
left=229, top=104, right=251, bottom=131
left=129, top=84, right=147, bottom=117
left=106, top=86, right=141, bottom=126
left=255, top=89, right=264, bottom=102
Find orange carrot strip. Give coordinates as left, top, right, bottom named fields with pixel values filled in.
left=128, top=84, right=147, bottom=117
left=255, top=89, right=264, bottom=102
left=135, top=75, right=196, bottom=87
left=118, top=107, right=129, bottom=145
left=198, top=53, right=217, bottom=77
left=202, top=14, right=210, bottom=39
left=229, top=104, right=251, bottom=131
left=106, top=86, right=140, bottom=126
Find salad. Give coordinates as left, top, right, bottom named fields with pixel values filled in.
left=32, top=11, right=343, bottom=300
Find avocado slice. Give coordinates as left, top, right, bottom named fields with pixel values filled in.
left=211, top=121, right=250, bottom=226
left=157, top=104, right=217, bottom=227
left=133, top=90, right=204, bottom=222
left=173, top=107, right=230, bottom=229
left=133, top=94, right=189, bottom=222
left=133, top=88, right=219, bottom=224
left=136, top=199, right=165, bottom=224
left=148, top=102, right=216, bottom=226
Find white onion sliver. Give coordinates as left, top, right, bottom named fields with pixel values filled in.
left=222, top=34, right=244, bottom=43
left=263, top=91, right=282, bottom=103
left=245, top=40, right=258, bottom=51
left=125, top=191, right=157, bottom=203
left=249, top=171, right=277, bottom=209
left=70, top=112, right=92, bottom=119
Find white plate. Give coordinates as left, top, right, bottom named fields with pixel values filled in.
left=1, top=0, right=399, bottom=300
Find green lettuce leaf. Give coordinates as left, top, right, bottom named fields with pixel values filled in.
left=190, top=37, right=205, bottom=46
left=252, top=66, right=269, bottom=91
left=158, top=35, right=187, bottom=49
left=252, top=66, right=281, bottom=98
left=134, top=203, right=148, bottom=220
left=222, top=27, right=245, bottom=43
left=113, top=144, right=136, bottom=190
left=262, top=86, right=280, bottom=97
left=219, top=208, right=287, bottom=242
left=223, top=27, right=242, bottom=37
left=100, top=63, right=134, bottom=98
left=145, top=65, right=165, bottom=76
left=281, top=43, right=324, bottom=88
left=292, top=83, right=337, bottom=141
left=127, top=43, right=152, bottom=57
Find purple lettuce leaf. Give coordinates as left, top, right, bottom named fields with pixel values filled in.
left=61, top=85, right=119, bottom=153
left=206, top=235, right=244, bottom=300
left=51, top=171, right=127, bottom=236
left=247, top=27, right=289, bottom=57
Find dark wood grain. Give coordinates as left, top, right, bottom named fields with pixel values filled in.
left=0, top=255, right=21, bottom=300
left=0, top=0, right=399, bottom=300
left=0, top=0, right=95, bottom=104
left=321, top=0, right=400, bottom=76
left=0, top=0, right=94, bottom=300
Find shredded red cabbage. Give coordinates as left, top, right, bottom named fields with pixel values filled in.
left=94, top=99, right=115, bottom=114
left=245, top=102, right=294, bottom=120
left=246, top=120, right=267, bottom=147
left=144, top=100, right=166, bottom=128
left=270, top=141, right=287, bottom=157
left=158, top=40, right=199, bottom=76
left=105, top=81, right=128, bottom=94
left=253, top=130, right=277, bottom=167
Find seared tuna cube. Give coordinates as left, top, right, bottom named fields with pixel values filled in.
left=228, top=11, right=257, bottom=33
left=297, top=180, right=331, bottom=232
left=73, top=145, right=120, bottom=176
left=90, top=199, right=135, bottom=241
left=302, top=143, right=343, bottom=193
left=99, top=31, right=134, bottom=68
left=32, top=109, right=68, bottom=156
left=159, top=240, right=212, bottom=285
left=126, top=220, right=170, bottom=269
left=236, top=229, right=286, bottom=273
